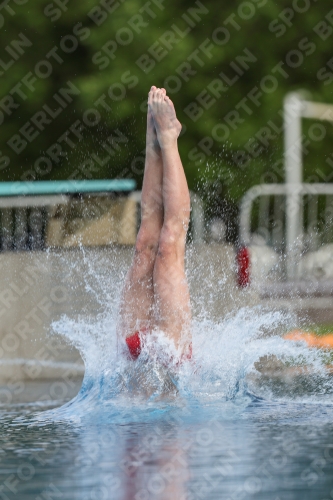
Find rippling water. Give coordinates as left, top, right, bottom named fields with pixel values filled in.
left=2, top=393, right=333, bottom=499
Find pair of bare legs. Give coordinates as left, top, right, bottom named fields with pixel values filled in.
left=118, top=86, right=191, bottom=358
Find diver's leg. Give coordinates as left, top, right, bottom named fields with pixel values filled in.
left=150, top=90, right=192, bottom=353
left=118, top=87, right=165, bottom=341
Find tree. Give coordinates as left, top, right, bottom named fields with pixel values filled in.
left=1, top=0, right=333, bottom=206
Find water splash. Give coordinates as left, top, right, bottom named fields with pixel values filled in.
left=17, top=244, right=327, bottom=426
left=34, top=298, right=333, bottom=425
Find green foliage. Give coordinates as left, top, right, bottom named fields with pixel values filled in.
left=303, top=324, right=333, bottom=336
left=1, top=0, right=333, bottom=206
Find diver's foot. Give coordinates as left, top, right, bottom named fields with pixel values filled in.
left=149, top=87, right=182, bottom=149
left=147, top=86, right=160, bottom=151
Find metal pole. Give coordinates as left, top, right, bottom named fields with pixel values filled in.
left=190, top=192, right=205, bottom=244
left=284, top=93, right=303, bottom=279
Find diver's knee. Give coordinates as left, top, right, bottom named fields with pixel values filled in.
left=135, top=228, right=159, bottom=256
left=157, top=223, right=185, bottom=257
left=156, top=236, right=182, bottom=266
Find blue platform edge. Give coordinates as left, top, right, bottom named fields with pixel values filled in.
left=0, top=180, right=136, bottom=197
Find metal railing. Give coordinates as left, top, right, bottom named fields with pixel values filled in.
left=239, top=92, right=333, bottom=283
left=283, top=93, right=333, bottom=277
left=239, top=182, right=333, bottom=275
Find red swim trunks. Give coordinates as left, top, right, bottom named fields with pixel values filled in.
left=125, top=331, right=192, bottom=361
left=126, top=331, right=142, bottom=359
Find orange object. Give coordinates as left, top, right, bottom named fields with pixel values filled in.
left=284, top=329, right=333, bottom=349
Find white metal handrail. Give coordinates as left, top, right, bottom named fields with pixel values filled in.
left=239, top=182, right=333, bottom=247
left=284, top=93, right=333, bottom=278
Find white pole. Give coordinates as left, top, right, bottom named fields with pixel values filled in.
left=190, top=192, right=205, bottom=244
left=284, top=93, right=303, bottom=279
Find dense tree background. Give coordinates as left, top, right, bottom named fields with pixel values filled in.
left=1, top=0, right=333, bottom=221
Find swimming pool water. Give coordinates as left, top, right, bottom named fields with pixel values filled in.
left=2, top=391, right=333, bottom=500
